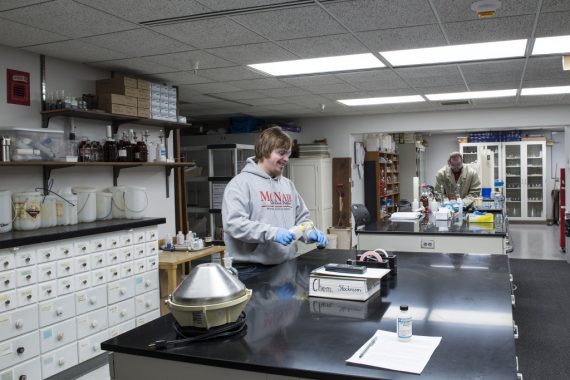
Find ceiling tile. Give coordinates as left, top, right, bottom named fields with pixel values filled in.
left=152, top=17, right=266, bottom=49
left=324, top=0, right=436, bottom=32
left=144, top=71, right=212, bottom=85
left=472, top=98, right=518, bottom=106
left=460, top=59, right=526, bottom=83
left=397, top=65, right=462, bottom=79
left=181, top=82, right=243, bottom=94
left=302, top=83, right=360, bottom=94
left=210, top=90, right=267, bottom=101
left=197, top=0, right=294, bottom=11
left=275, top=94, right=333, bottom=107
left=430, top=0, right=538, bottom=23
left=24, top=40, right=127, bottom=63
left=206, top=42, right=298, bottom=65
left=242, top=97, right=289, bottom=106
left=179, top=93, right=220, bottom=103
left=227, top=78, right=291, bottom=90
left=1, top=0, right=136, bottom=38
left=535, top=10, right=570, bottom=37
left=407, top=75, right=466, bottom=87
left=89, top=57, right=175, bottom=74
left=281, top=74, right=344, bottom=87
left=231, top=5, right=346, bottom=41
left=197, top=66, right=267, bottom=81
left=518, top=94, right=570, bottom=105
left=277, top=34, right=368, bottom=58
left=524, top=56, right=570, bottom=81
left=0, top=18, right=67, bottom=47
left=350, top=78, right=412, bottom=91
left=417, top=84, right=470, bottom=94
left=444, top=15, right=535, bottom=44
left=468, top=82, right=520, bottom=90
left=80, top=28, right=192, bottom=56
left=522, top=78, right=570, bottom=88
left=0, top=0, right=49, bottom=11
left=358, top=24, right=446, bottom=51
left=542, top=0, right=570, bottom=12
left=336, top=69, right=400, bottom=84
left=76, top=0, right=211, bottom=23
left=321, top=91, right=371, bottom=101
left=367, top=88, right=429, bottom=97
left=144, top=50, right=234, bottom=70
left=257, top=87, right=311, bottom=97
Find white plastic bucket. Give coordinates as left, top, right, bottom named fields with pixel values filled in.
left=12, top=191, right=42, bottom=231
left=0, top=190, right=13, bottom=233
left=96, top=192, right=112, bottom=220
left=40, top=195, right=57, bottom=228
left=56, top=188, right=77, bottom=226
left=124, top=186, right=148, bottom=219
left=108, top=186, right=126, bottom=219
left=73, top=187, right=96, bottom=223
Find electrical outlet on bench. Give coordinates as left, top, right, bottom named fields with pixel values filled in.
left=421, top=239, right=435, bottom=249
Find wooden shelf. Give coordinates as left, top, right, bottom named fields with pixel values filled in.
left=364, top=151, right=400, bottom=221
left=41, top=109, right=194, bottom=137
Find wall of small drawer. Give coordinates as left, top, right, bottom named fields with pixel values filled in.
left=0, top=226, right=161, bottom=379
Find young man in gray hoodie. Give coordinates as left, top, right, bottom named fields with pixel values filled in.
left=222, top=127, right=328, bottom=280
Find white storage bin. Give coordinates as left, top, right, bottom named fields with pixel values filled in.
left=8, top=127, right=64, bottom=161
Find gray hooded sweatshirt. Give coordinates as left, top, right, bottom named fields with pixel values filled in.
left=222, top=157, right=310, bottom=265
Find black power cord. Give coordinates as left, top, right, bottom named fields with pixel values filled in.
left=148, top=312, right=247, bottom=350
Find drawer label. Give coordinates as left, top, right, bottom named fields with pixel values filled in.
left=1, top=371, right=14, bottom=380
left=43, top=328, right=53, bottom=339
left=135, top=276, right=143, bottom=284
left=0, top=343, right=12, bottom=357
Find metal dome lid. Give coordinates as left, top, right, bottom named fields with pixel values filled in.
left=170, top=262, right=247, bottom=306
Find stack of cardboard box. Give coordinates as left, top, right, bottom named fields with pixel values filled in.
left=95, top=76, right=151, bottom=118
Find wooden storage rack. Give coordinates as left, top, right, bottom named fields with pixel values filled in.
left=364, top=151, right=400, bottom=222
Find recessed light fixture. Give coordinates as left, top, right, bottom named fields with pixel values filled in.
left=470, top=0, right=502, bottom=19
left=521, top=86, right=570, bottom=96
left=426, top=89, right=517, bottom=101
left=532, top=35, right=570, bottom=55
left=380, top=39, right=527, bottom=67
left=337, top=95, right=425, bottom=106
left=248, top=53, right=384, bottom=76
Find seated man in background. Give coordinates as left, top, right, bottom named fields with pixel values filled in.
left=434, top=151, right=481, bottom=208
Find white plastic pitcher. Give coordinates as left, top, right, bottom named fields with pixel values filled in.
left=0, top=190, right=13, bottom=233
left=108, top=186, right=126, bottom=219
left=56, top=188, right=77, bottom=226
left=73, top=187, right=96, bottom=223
left=124, top=186, right=148, bottom=219
left=12, top=191, right=42, bottom=231
left=96, top=192, right=112, bottom=220
left=40, top=195, right=57, bottom=228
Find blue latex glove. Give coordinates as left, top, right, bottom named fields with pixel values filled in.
left=308, top=229, right=328, bottom=247
left=274, top=228, right=295, bottom=246
left=276, top=282, right=295, bottom=299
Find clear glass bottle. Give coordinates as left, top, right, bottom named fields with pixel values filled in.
left=397, top=305, right=412, bottom=341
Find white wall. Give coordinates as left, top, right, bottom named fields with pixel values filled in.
left=298, top=107, right=570, bottom=213
left=0, top=44, right=176, bottom=236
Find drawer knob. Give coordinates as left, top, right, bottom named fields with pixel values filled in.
left=3, top=261, right=8, bottom=267
left=82, top=280, right=87, bottom=285
left=120, top=309, right=127, bottom=317
left=127, top=253, right=132, bottom=257
left=25, top=257, right=30, bottom=263
left=112, top=256, right=117, bottom=261
left=145, top=280, right=151, bottom=287
left=63, top=249, right=69, bottom=254
left=139, top=236, right=143, bottom=241
left=81, top=247, right=86, bottom=251
left=47, top=270, right=52, bottom=276
left=16, top=346, right=25, bottom=354
left=82, top=262, right=87, bottom=267
left=4, top=279, right=9, bottom=285
left=126, top=239, right=131, bottom=243
left=65, top=284, right=71, bottom=289
left=98, top=275, right=104, bottom=280
left=26, top=294, right=32, bottom=300
left=19, top=375, right=27, bottom=380
left=46, top=253, right=51, bottom=258
left=15, top=319, right=23, bottom=329
left=90, top=320, right=98, bottom=328
left=5, top=299, right=10, bottom=305
left=97, top=244, right=102, bottom=248
left=98, top=259, right=103, bottom=263
left=89, top=296, right=97, bottom=305
left=127, top=268, right=131, bottom=273
left=55, top=307, right=63, bottom=316
left=57, top=332, right=64, bottom=341
left=145, top=301, right=151, bottom=308
left=65, top=266, right=70, bottom=271
left=47, top=289, right=52, bottom=294
left=119, top=288, right=126, bottom=295
left=26, top=274, right=31, bottom=280
left=92, top=344, right=99, bottom=352
left=58, top=357, right=65, bottom=366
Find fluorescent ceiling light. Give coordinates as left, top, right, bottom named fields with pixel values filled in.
left=248, top=53, right=384, bottom=76
left=521, top=86, right=570, bottom=96
left=380, top=39, right=527, bottom=66
left=426, top=89, right=517, bottom=101
left=532, top=35, right=570, bottom=55
left=337, top=95, right=425, bottom=106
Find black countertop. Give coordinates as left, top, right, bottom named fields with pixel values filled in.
left=0, top=217, right=166, bottom=249
left=357, top=213, right=507, bottom=237
left=102, top=249, right=517, bottom=380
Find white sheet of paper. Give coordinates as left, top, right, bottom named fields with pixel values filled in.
left=312, top=266, right=391, bottom=279
left=346, top=330, right=442, bottom=374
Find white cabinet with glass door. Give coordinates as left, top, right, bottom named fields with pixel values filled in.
left=460, top=142, right=502, bottom=183
left=502, top=141, right=546, bottom=221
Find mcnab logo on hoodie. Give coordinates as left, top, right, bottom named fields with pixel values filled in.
left=259, top=191, right=292, bottom=209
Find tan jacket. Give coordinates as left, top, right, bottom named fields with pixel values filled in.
left=434, top=164, right=481, bottom=207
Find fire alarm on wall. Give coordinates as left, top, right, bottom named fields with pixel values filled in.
left=7, top=69, right=31, bottom=106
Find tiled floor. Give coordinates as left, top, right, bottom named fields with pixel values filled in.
left=74, top=222, right=568, bottom=379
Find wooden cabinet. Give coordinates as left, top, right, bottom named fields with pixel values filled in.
left=364, top=151, right=400, bottom=222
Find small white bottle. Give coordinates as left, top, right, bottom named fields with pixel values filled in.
left=165, top=233, right=173, bottom=249
left=176, top=231, right=185, bottom=246
left=397, top=305, right=412, bottom=341
left=155, top=130, right=167, bottom=162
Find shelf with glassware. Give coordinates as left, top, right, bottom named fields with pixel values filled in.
left=502, top=141, right=546, bottom=221
left=364, top=151, right=400, bottom=222
left=459, top=142, right=502, bottom=184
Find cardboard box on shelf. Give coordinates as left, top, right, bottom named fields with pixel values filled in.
left=137, top=108, right=150, bottom=118
left=98, top=93, right=138, bottom=108
left=137, top=79, right=150, bottom=90
left=137, top=88, right=150, bottom=99
left=137, top=98, right=150, bottom=109
left=96, top=76, right=137, bottom=90
left=96, top=82, right=139, bottom=98
left=100, top=103, right=138, bottom=117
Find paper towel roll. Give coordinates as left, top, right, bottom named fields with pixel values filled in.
left=413, top=177, right=419, bottom=202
